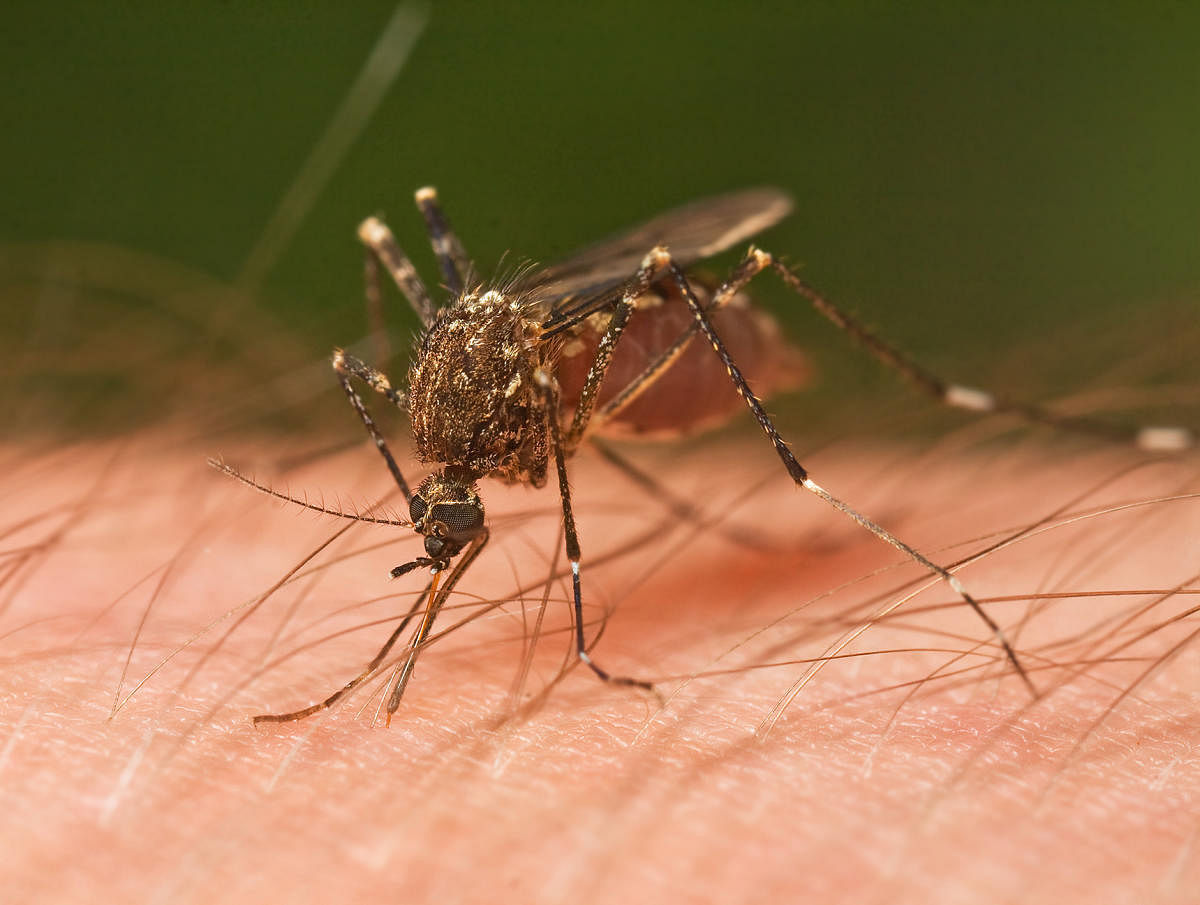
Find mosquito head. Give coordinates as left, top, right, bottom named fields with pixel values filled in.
left=407, top=466, right=485, bottom=566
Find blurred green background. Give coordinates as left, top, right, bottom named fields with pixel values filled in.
left=3, top=1, right=1198, bottom=441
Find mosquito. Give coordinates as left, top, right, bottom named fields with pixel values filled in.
left=216, top=185, right=1192, bottom=726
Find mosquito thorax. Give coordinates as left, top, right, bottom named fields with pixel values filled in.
left=409, top=467, right=486, bottom=560
left=407, top=288, right=550, bottom=486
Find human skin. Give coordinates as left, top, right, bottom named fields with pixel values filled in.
left=2, top=431, right=1199, bottom=904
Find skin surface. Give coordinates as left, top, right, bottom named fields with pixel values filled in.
left=3, top=428, right=1199, bottom=904
left=6, top=9, right=1198, bottom=897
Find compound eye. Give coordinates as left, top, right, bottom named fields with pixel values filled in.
left=430, top=501, right=484, bottom=541
left=408, top=493, right=428, bottom=523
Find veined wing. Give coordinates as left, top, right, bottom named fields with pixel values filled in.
left=536, top=187, right=793, bottom=336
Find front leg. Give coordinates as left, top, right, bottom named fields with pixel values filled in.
left=332, top=348, right=413, bottom=504
left=535, top=367, right=657, bottom=696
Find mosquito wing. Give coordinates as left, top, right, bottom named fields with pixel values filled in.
left=535, top=187, right=793, bottom=336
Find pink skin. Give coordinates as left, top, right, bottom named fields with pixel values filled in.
left=3, top=432, right=1199, bottom=904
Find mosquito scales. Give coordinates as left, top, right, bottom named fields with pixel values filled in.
left=214, top=185, right=1191, bottom=725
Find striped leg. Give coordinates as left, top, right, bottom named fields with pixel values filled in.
left=649, top=247, right=1039, bottom=695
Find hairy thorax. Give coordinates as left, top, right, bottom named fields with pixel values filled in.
left=407, top=289, right=551, bottom=486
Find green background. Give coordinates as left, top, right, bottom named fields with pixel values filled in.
left=4, top=2, right=1198, bottom=439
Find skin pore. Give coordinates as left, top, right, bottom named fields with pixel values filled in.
left=3, top=422, right=1199, bottom=904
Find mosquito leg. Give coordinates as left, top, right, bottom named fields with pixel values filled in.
left=332, top=348, right=413, bottom=503
left=589, top=251, right=771, bottom=433
left=763, top=255, right=1192, bottom=452
left=564, top=299, right=633, bottom=449
left=564, top=245, right=701, bottom=449
left=536, top=368, right=657, bottom=695
left=413, top=186, right=473, bottom=298
left=651, top=247, right=1037, bottom=696
left=560, top=250, right=777, bottom=548
left=252, top=585, right=430, bottom=724
left=383, top=530, right=489, bottom=724
left=253, top=529, right=488, bottom=725
left=357, top=215, right=438, bottom=328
